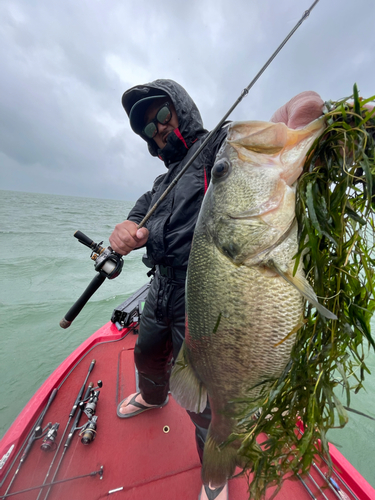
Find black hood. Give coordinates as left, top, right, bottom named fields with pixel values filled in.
left=122, top=79, right=207, bottom=166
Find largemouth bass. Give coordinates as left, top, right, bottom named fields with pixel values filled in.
left=170, top=118, right=334, bottom=487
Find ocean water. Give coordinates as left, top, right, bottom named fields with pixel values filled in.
left=0, top=189, right=374, bottom=488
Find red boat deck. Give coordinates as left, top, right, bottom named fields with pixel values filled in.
left=1, top=322, right=374, bottom=500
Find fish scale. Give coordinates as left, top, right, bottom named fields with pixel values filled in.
left=188, top=245, right=303, bottom=399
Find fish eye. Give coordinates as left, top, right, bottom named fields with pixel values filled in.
left=212, top=159, right=231, bottom=179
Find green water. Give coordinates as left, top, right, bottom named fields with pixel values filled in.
left=0, top=189, right=374, bottom=487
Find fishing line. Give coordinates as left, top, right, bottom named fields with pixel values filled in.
left=137, top=0, right=321, bottom=229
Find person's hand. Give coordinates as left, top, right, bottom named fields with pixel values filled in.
left=270, top=91, right=324, bottom=129
left=109, top=220, right=149, bottom=255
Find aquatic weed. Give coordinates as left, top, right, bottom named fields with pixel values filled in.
left=237, top=84, right=375, bottom=499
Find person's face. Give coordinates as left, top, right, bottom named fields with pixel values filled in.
left=144, top=100, right=179, bottom=149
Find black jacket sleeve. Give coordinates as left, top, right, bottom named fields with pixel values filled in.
left=127, top=191, right=152, bottom=224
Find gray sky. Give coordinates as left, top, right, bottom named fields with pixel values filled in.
left=1, top=0, right=375, bottom=202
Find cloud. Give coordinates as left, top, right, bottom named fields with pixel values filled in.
left=1, top=0, right=375, bottom=201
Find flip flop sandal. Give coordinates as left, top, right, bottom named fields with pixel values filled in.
left=198, top=483, right=228, bottom=500
left=117, top=392, right=169, bottom=419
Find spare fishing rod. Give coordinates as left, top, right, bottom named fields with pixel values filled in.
left=42, top=382, right=94, bottom=500
left=35, top=359, right=96, bottom=500
left=58, top=0, right=320, bottom=327
left=1, top=388, right=58, bottom=496
left=0, top=467, right=104, bottom=499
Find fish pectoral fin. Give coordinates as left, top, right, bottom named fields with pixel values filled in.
left=269, top=262, right=337, bottom=320
left=170, top=341, right=207, bottom=413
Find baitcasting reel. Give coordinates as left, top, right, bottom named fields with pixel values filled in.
left=73, top=232, right=123, bottom=279
left=59, top=231, right=124, bottom=329
left=74, top=231, right=123, bottom=279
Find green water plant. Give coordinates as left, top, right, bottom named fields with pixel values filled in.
left=236, top=84, right=375, bottom=499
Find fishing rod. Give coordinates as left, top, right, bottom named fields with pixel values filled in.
left=296, top=473, right=317, bottom=500
left=42, top=382, right=94, bottom=500
left=295, top=427, right=357, bottom=500
left=58, top=0, right=320, bottom=327
left=137, top=0, right=321, bottom=228
left=286, top=440, right=346, bottom=500
left=313, top=464, right=352, bottom=500
left=0, top=467, right=103, bottom=499
left=2, top=388, right=58, bottom=496
left=35, top=359, right=96, bottom=500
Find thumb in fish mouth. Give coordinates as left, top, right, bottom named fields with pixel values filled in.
left=270, top=91, right=324, bottom=129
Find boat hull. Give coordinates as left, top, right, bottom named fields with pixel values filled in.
left=1, top=293, right=374, bottom=500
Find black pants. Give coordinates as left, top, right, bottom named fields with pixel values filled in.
left=134, top=272, right=211, bottom=462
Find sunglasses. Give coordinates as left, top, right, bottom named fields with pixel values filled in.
left=142, top=103, right=172, bottom=139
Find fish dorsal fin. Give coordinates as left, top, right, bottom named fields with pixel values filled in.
left=268, top=261, right=337, bottom=320
left=170, top=341, right=208, bottom=413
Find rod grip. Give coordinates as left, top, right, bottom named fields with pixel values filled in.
left=59, top=274, right=106, bottom=328
left=74, top=231, right=95, bottom=249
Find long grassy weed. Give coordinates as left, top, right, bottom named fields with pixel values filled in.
left=237, top=84, right=375, bottom=499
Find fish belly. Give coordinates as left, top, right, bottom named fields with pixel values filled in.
left=186, top=230, right=303, bottom=423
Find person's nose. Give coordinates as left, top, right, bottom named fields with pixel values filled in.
left=157, top=121, right=168, bottom=134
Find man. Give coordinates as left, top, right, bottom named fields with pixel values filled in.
left=109, top=79, right=324, bottom=500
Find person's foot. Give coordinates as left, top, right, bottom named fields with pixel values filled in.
left=199, top=482, right=228, bottom=500
left=117, top=392, right=169, bottom=418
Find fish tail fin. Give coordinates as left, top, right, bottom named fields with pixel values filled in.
left=170, top=341, right=207, bottom=413
left=201, top=427, right=239, bottom=487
